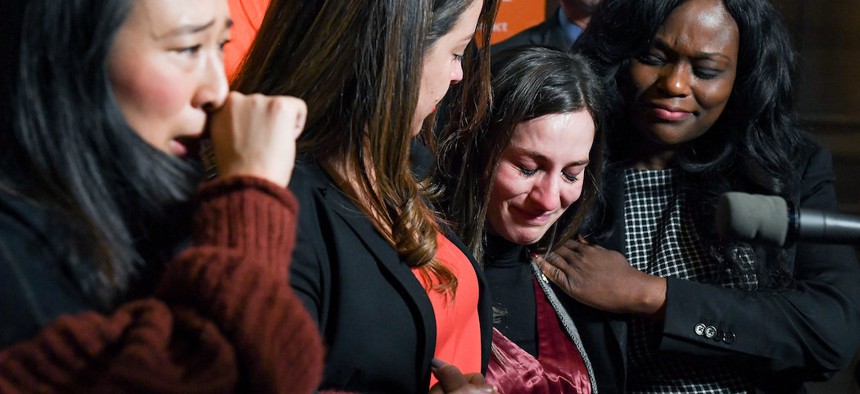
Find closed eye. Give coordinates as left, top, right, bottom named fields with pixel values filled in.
left=174, top=44, right=202, bottom=56
left=693, top=66, right=721, bottom=80
left=519, top=166, right=537, bottom=177
left=637, top=52, right=666, bottom=66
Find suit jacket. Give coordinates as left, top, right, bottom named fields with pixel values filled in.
left=288, top=158, right=493, bottom=393
left=491, top=7, right=573, bottom=55
left=561, top=139, right=860, bottom=393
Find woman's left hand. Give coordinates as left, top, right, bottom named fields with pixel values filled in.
left=535, top=239, right=667, bottom=319
left=429, top=359, right=497, bottom=394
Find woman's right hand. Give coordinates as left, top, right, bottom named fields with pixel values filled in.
left=536, top=239, right=667, bottom=319
left=208, top=92, right=307, bottom=187
left=429, top=359, right=497, bottom=394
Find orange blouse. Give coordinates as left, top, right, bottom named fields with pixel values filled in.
left=413, top=232, right=482, bottom=388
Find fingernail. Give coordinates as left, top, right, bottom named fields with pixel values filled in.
left=431, top=358, right=444, bottom=369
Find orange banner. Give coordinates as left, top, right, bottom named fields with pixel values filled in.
left=224, top=0, right=550, bottom=76
left=225, top=0, right=270, bottom=78
left=491, top=0, right=547, bottom=44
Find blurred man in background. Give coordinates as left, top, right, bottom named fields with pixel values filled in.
left=492, top=0, right=601, bottom=53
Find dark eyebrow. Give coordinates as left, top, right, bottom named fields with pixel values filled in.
left=156, top=19, right=219, bottom=39
left=652, top=37, right=732, bottom=61
left=523, top=149, right=590, bottom=167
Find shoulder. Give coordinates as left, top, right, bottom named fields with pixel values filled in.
left=0, top=189, right=63, bottom=255
left=0, top=189, right=89, bottom=347
left=288, top=157, right=333, bottom=205
left=788, top=136, right=835, bottom=187
left=491, top=21, right=560, bottom=54
left=290, top=157, right=328, bottom=189
left=794, top=137, right=832, bottom=172
left=790, top=137, right=841, bottom=209
left=287, top=157, right=348, bottom=243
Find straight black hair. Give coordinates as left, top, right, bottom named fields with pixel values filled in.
left=1, top=0, right=201, bottom=309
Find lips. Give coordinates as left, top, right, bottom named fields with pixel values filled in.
left=511, top=206, right=555, bottom=226
left=645, top=103, right=693, bottom=122
left=171, top=134, right=202, bottom=157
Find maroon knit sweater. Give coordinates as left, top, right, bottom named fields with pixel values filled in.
left=0, top=176, right=324, bottom=393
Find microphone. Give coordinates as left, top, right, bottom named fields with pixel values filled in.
left=716, top=192, right=860, bottom=246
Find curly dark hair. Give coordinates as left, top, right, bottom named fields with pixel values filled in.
left=575, top=0, right=807, bottom=288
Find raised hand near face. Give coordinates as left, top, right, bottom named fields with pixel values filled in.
left=209, top=92, right=307, bottom=187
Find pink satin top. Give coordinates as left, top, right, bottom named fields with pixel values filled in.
left=485, top=278, right=592, bottom=393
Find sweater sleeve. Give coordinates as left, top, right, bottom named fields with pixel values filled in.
left=0, top=176, right=324, bottom=394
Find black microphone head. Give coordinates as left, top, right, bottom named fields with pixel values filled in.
left=716, top=192, right=789, bottom=246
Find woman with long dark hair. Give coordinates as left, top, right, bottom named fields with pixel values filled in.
left=0, top=0, right=323, bottom=391
left=233, top=0, right=500, bottom=392
left=436, top=46, right=606, bottom=393
left=538, top=0, right=860, bottom=392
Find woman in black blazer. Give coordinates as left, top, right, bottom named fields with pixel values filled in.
left=537, top=0, right=860, bottom=392
left=232, top=0, right=501, bottom=392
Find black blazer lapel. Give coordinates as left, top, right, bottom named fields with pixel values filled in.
left=325, top=188, right=438, bottom=371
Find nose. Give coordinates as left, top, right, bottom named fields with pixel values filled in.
left=193, top=51, right=229, bottom=110
left=657, top=63, right=691, bottom=97
left=450, top=59, right=464, bottom=85
left=527, top=175, right=561, bottom=213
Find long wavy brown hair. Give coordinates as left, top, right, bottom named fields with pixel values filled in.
left=232, top=0, right=499, bottom=295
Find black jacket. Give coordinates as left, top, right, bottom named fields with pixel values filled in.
left=561, top=139, right=860, bottom=393
left=0, top=192, right=89, bottom=347
left=288, top=158, right=493, bottom=393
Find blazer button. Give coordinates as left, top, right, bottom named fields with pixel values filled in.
left=695, top=323, right=707, bottom=336
left=704, top=325, right=718, bottom=339
left=722, top=331, right=736, bottom=344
